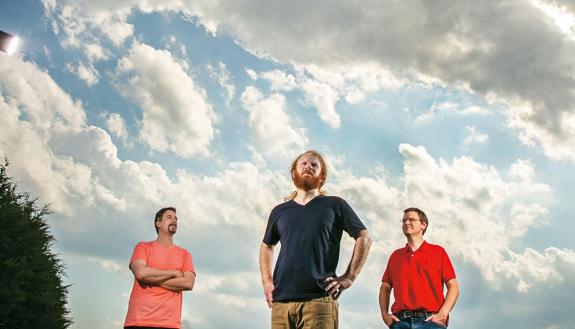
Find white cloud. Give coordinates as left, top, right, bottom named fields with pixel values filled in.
left=260, top=69, right=297, bottom=91
left=2, top=50, right=573, bottom=327
left=531, top=0, right=575, bottom=34
left=85, top=43, right=109, bottom=62
left=42, top=0, right=575, bottom=160
left=300, top=79, right=341, bottom=129
left=175, top=0, right=575, bottom=161
left=66, top=62, right=100, bottom=86
left=240, top=86, right=308, bottom=157
left=416, top=102, right=492, bottom=123
left=508, top=100, right=575, bottom=161
left=0, top=54, right=85, bottom=129
left=323, top=144, right=573, bottom=328
left=245, top=68, right=258, bottom=80
left=207, top=62, right=236, bottom=102
left=326, top=143, right=557, bottom=291
left=463, top=125, right=489, bottom=146
left=116, top=42, right=217, bottom=158
left=103, top=112, right=130, bottom=146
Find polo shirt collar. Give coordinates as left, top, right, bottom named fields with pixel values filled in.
left=404, top=240, right=428, bottom=253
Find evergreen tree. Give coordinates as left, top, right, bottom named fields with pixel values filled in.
left=0, top=162, right=72, bottom=328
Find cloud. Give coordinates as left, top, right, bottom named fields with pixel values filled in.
left=66, top=62, right=100, bottom=86
left=178, top=1, right=575, bottom=160
left=103, top=112, right=130, bottom=146
left=240, top=86, right=308, bottom=157
left=2, top=49, right=573, bottom=328
left=463, top=125, right=489, bottom=146
left=0, top=54, right=85, bottom=129
left=207, top=62, right=236, bottom=102
left=300, top=78, right=341, bottom=129
left=85, top=43, right=110, bottom=62
left=43, top=1, right=575, bottom=160
left=327, top=143, right=556, bottom=288
left=325, top=144, right=573, bottom=329
left=116, top=42, right=217, bottom=158
left=416, top=102, right=492, bottom=123
left=245, top=68, right=258, bottom=80
left=260, top=69, right=298, bottom=91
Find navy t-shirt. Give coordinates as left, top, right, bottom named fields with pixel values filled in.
left=262, top=195, right=366, bottom=301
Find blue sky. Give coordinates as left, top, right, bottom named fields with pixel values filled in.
left=1, top=0, right=575, bottom=328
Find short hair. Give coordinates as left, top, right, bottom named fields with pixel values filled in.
left=286, top=150, right=328, bottom=200
left=154, top=207, right=176, bottom=233
left=403, top=207, right=428, bottom=235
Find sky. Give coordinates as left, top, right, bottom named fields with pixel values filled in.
left=1, top=0, right=575, bottom=328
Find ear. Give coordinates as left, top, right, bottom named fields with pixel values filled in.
left=155, top=219, right=161, bottom=228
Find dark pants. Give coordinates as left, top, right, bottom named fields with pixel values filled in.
left=390, top=313, right=446, bottom=329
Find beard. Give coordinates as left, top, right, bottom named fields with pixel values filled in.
left=293, top=171, right=323, bottom=191
left=168, top=224, right=177, bottom=234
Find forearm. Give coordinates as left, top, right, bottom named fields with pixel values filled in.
left=259, top=243, right=274, bottom=285
left=344, top=230, right=372, bottom=280
left=379, top=283, right=392, bottom=318
left=160, top=273, right=196, bottom=292
left=133, top=266, right=180, bottom=285
left=438, top=279, right=459, bottom=316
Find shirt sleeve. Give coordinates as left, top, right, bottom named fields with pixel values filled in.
left=262, top=207, right=280, bottom=245
left=440, top=248, right=456, bottom=282
left=182, top=249, right=195, bottom=274
left=337, top=198, right=367, bottom=238
left=130, top=242, right=148, bottom=265
left=381, top=254, right=393, bottom=285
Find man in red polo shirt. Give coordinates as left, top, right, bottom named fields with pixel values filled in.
left=379, top=207, right=459, bottom=328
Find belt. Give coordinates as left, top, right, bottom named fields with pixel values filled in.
left=395, top=310, right=433, bottom=318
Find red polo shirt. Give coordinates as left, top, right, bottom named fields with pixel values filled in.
left=382, top=241, right=456, bottom=314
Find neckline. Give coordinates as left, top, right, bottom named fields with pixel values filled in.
left=291, top=194, right=324, bottom=207
left=153, top=240, right=176, bottom=248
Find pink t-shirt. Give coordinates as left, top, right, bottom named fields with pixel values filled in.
left=124, top=241, right=195, bottom=329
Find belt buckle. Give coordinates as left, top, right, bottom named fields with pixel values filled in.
left=404, top=311, right=414, bottom=318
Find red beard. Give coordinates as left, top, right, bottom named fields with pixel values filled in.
left=293, top=171, right=322, bottom=191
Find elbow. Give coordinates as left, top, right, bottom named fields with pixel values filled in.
left=361, top=231, right=373, bottom=248
left=133, top=269, right=146, bottom=283
left=183, top=276, right=196, bottom=291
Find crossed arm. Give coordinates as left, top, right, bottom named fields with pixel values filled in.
left=130, top=259, right=195, bottom=291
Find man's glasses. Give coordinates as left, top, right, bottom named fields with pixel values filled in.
left=400, top=218, right=420, bottom=224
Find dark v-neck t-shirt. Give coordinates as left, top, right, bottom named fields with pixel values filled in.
left=262, top=195, right=366, bottom=301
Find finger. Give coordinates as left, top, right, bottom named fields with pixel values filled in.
left=327, top=284, right=340, bottom=295
left=265, top=292, right=273, bottom=301
left=333, top=288, right=342, bottom=299
left=424, top=316, right=433, bottom=322
left=391, top=316, right=400, bottom=322
left=324, top=281, right=338, bottom=292
left=267, top=299, right=272, bottom=308
left=323, top=276, right=334, bottom=283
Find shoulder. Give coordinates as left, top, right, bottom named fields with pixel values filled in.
left=320, top=195, right=349, bottom=207
left=173, top=244, right=190, bottom=253
left=424, top=242, right=449, bottom=255
left=390, top=247, right=406, bottom=257
left=135, top=241, right=152, bottom=249
left=270, top=199, right=295, bottom=214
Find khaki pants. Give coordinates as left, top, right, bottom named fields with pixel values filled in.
left=271, top=296, right=338, bottom=329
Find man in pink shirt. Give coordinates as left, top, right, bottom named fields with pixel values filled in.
left=124, top=207, right=196, bottom=329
